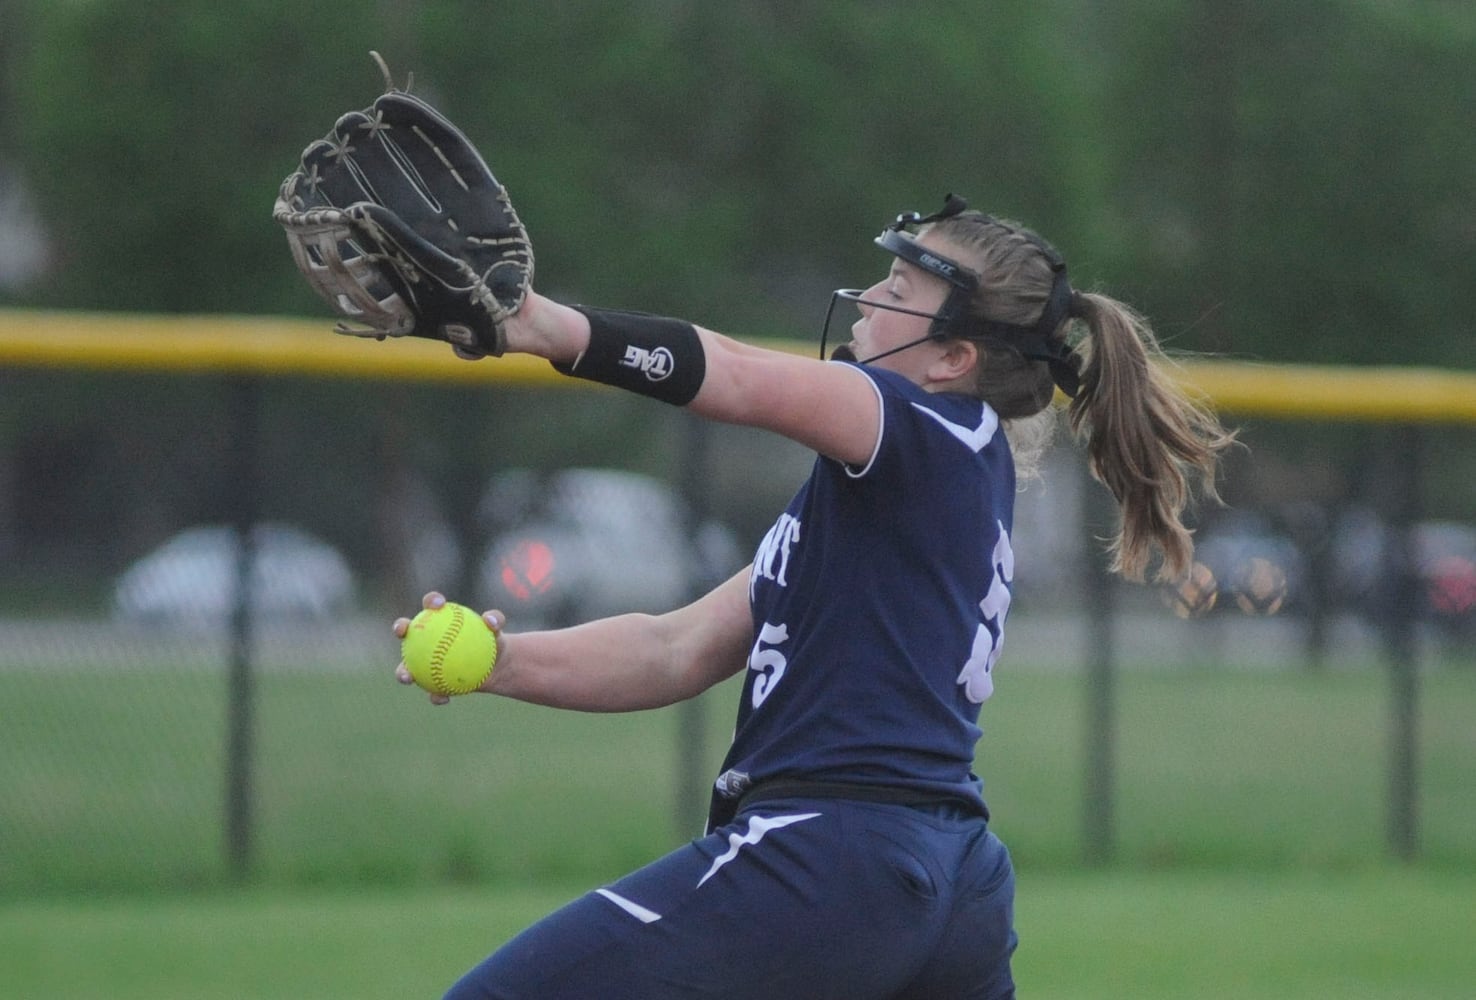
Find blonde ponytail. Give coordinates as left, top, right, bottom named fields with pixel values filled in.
left=1066, top=291, right=1236, bottom=582
left=921, top=209, right=1235, bottom=580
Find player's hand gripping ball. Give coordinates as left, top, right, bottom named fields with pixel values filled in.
left=401, top=602, right=498, bottom=696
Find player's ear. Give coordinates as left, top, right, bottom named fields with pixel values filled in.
left=933, top=338, right=978, bottom=382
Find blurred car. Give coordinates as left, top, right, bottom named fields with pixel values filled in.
left=476, top=468, right=744, bottom=628
left=1182, top=507, right=1476, bottom=638
left=1333, top=510, right=1476, bottom=638
left=113, top=522, right=356, bottom=623
left=1416, top=522, right=1476, bottom=628
left=1186, top=510, right=1306, bottom=617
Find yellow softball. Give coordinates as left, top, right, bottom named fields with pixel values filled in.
left=401, top=602, right=498, bottom=696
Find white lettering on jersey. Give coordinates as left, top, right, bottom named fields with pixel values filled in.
left=748, top=621, right=790, bottom=708
left=957, top=523, right=1014, bottom=703
left=910, top=402, right=999, bottom=453
left=750, top=513, right=802, bottom=599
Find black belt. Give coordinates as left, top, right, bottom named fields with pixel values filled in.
left=734, top=778, right=989, bottom=821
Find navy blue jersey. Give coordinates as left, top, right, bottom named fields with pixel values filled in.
left=448, top=362, right=1025, bottom=1000
left=713, top=363, right=1018, bottom=820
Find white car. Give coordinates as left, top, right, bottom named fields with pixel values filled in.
left=113, top=522, right=356, bottom=623
left=476, top=469, right=743, bottom=628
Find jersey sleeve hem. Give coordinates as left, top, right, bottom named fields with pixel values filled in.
left=832, top=362, right=885, bottom=479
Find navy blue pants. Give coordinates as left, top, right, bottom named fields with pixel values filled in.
left=443, top=797, right=1017, bottom=999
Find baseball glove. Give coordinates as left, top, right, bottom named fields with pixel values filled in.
left=272, top=56, right=532, bottom=357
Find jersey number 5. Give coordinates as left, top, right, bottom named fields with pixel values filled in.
left=957, top=524, right=1013, bottom=704
left=748, top=621, right=790, bottom=708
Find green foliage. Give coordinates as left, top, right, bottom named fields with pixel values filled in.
left=1088, top=1, right=1476, bottom=366
left=4, top=2, right=1471, bottom=578
left=9, top=1, right=1469, bottom=364
left=14, top=2, right=380, bottom=312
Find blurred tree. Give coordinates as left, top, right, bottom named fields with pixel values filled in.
left=1097, top=0, right=1475, bottom=367
left=11, top=0, right=394, bottom=313
left=399, top=2, right=1099, bottom=338
left=5, top=0, right=1472, bottom=363
left=8, top=0, right=1099, bottom=332
left=2, top=0, right=1472, bottom=602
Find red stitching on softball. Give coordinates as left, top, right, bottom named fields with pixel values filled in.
left=429, top=606, right=464, bottom=695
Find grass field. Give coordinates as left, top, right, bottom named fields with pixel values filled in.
left=4, top=652, right=1472, bottom=891
left=2, top=868, right=1472, bottom=999
left=2, top=640, right=1473, bottom=995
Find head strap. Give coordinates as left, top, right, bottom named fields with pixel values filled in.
left=875, top=194, right=1081, bottom=397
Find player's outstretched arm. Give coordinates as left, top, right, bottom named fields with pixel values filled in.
left=276, top=79, right=879, bottom=463
left=503, top=292, right=883, bottom=467
left=394, top=567, right=754, bottom=712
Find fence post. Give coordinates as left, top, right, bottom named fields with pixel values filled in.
left=1381, top=425, right=1422, bottom=861
left=225, top=376, right=260, bottom=881
left=1082, top=465, right=1117, bottom=866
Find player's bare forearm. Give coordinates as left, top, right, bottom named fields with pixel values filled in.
left=501, top=291, right=591, bottom=362
left=486, top=567, right=753, bottom=712
left=688, top=327, right=881, bottom=466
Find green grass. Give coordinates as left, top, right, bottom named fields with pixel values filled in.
left=1, top=869, right=1471, bottom=999
left=1013, top=867, right=1476, bottom=999
left=2, top=652, right=1474, bottom=996
left=3, top=658, right=1474, bottom=894
left=982, top=662, right=1476, bottom=871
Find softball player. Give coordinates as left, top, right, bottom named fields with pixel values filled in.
left=395, top=198, right=1233, bottom=998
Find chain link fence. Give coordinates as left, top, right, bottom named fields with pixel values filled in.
left=2, top=315, right=1473, bottom=895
